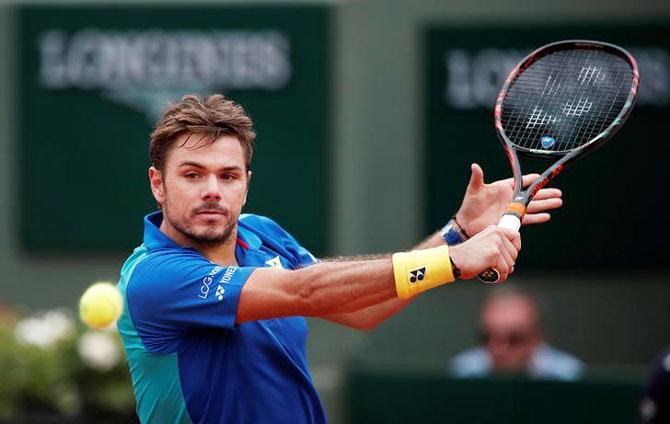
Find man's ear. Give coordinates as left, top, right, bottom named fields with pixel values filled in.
left=243, top=170, right=252, bottom=205
left=149, top=167, right=165, bottom=204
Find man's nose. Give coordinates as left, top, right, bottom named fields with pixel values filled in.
left=201, top=174, right=222, bottom=201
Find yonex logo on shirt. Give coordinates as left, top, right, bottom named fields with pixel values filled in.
left=220, top=266, right=237, bottom=284
left=216, top=285, right=225, bottom=301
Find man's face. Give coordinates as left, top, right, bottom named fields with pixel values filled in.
left=480, top=295, right=542, bottom=374
left=149, top=133, right=250, bottom=247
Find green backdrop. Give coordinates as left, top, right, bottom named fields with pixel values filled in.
left=346, top=370, right=642, bottom=424
left=17, top=5, right=331, bottom=255
left=424, top=23, right=670, bottom=269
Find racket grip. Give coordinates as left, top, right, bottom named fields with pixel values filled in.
left=477, top=214, right=521, bottom=284
left=498, top=214, right=522, bottom=231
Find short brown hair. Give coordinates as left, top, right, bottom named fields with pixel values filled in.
left=150, top=94, right=256, bottom=171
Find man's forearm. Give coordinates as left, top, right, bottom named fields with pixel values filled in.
left=297, top=238, right=447, bottom=329
left=318, top=254, right=418, bottom=329
left=237, top=258, right=398, bottom=323
left=322, top=296, right=413, bottom=330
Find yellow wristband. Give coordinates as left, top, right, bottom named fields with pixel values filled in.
left=392, top=245, right=455, bottom=299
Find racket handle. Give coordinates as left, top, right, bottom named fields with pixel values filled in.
left=498, top=214, right=522, bottom=232
left=476, top=214, right=521, bottom=284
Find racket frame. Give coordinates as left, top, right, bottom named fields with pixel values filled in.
left=496, top=39, right=640, bottom=212
left=478, top=40, right=639, bottom=284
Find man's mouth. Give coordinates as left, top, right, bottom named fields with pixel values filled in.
left=197, top=210, right=224, bottom=215
left=194, top=209, right=227, bottom=218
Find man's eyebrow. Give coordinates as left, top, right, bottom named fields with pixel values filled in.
left=219, top=166, right=244, bottom=172
left=177, top=162, right=243, bottom=172
left=177, top=161, right=206, bottom=169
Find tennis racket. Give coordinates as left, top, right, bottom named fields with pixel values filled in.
left=478, top=40, right=640, bottom=283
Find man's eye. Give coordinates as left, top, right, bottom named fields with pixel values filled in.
left=221, top=174, right=237, bottom=181
left=185, top=173, right=200, bottom=179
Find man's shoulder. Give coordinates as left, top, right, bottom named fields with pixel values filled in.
left=531, top=344, right=585, bottom=380
left=131, top=245, right=207, bottom=273
left=238, top=213, right=300, bottom=247
left=449, top=347, right=492, bottom=377
left=124, top=246, right=217, bottom=296
left=239, top=213, right=289, bottom=235
left=451, top=347, right=490, bottom=363
left=238, top=213, right=317, bottom=267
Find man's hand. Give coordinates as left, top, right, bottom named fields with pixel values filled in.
left=455, top=163, right=563, bottom=236
left=449, top=225, right=521, bottom=282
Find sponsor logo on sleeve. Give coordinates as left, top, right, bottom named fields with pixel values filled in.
left=198, top=266, right=223, bottom=300
left=219, top=266, right=237, bottom=284
left=215, top=285, right=225, bottom=301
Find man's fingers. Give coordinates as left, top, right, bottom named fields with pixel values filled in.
left=500, top=232, right=520, bottom=279
left=499, top=228, right=521, bottom=252
left=522, top=213, right=551, bottom=225
left=521, top=173, right=541, bottom=188
left=526, top=198, right=563, bottom=213
left=500, top=240, right=517, bottom=265
left=495, top=258, right=510, bottom=282
left=499, top=172, right=540, bottom=190
left=501, top=234, right=519, bottom=262
left=463, top=225, right=520, bottom=281
left=468, top=163, right=485, bottom=191
left=524, top=195, right=562, bottom=224
left=531, top=188, right=562, bottom=201
left=486, top=227, right=519, bottom=278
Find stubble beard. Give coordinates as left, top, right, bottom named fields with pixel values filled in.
left=164, top=200, right=237, bottom=248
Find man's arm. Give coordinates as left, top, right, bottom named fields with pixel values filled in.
left=322, top=297, right=412, bottom=330
left=318, top=231, right=445, bottom=331
left=237, top=258, right=396, bottom=323
left=316, top=163, right=564, bottom=330
left=237, top=225, right=521, bottom=324
left=292, top=254, right=412, bottom=330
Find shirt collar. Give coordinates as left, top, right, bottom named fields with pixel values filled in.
left=142, top=211, right=262, bottom=252
left=236, top=216, right=262, bottom=250
left=143, top=211, right=181, bottom=250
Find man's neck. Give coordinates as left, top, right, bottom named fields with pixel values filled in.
left=197, top=229, right=239, bottom=265
left=159, top=219, right=239, bottom=266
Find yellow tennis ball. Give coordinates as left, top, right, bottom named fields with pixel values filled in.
left=79, top=282, right=123, bottom=329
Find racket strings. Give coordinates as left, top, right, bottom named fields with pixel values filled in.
left=501, top=48, right=633, bottom=153
left=562, top=49, right=628, bottom=149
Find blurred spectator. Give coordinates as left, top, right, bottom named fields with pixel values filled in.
left=639, top=347, right=670, bottom=424
left=449, top=288, right=584, bottom=381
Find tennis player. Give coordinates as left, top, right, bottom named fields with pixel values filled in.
left=117, top=94, right=562, bottom=423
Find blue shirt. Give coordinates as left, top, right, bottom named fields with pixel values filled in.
left=449, top=343, right=584, bottom=381
left=117, top=211, right=326, bottom=424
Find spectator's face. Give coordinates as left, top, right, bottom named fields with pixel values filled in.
left=150, top=133, right=250, bottom=246
left=480, top=295, right=542, bottom=373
